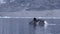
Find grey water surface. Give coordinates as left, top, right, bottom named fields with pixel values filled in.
left=0, top=18, right=60, bottom=34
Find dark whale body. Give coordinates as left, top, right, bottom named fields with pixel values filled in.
left=29, top=18, right=45, bottom=26
left=38, top=19, right=45, bottom=26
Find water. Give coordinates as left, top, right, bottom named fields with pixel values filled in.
left=0, top=18, right=60, bottom=34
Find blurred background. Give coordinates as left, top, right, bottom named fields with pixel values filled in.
left=0, top=0, right=60, bottom=11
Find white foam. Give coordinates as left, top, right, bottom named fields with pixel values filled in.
left=44, top=20, right=57, bottom=29
left=44, top=20, right=48, bottom=29
left=48, top=24, right=56, bottom=25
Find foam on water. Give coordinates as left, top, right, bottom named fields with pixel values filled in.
left=44, top=20, right=57, bottom=29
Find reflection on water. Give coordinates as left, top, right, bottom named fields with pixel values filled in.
left=29, top=24, right=45, bottom=34
left=0, top=18, right=60, bottom=34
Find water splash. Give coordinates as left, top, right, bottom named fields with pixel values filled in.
left=44, top=20, right=48, bottom=29
left=44, top=20, right=56, bottom=29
